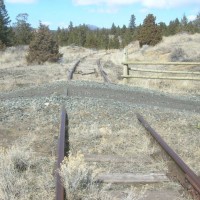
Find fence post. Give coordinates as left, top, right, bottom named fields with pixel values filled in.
left=123, top=48, right=129, bottom=84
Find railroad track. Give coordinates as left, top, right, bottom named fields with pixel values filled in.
left=67, top=53, right=111, bottom=83
left=56, top=107, right=200, bottom=200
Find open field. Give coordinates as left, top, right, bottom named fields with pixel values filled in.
left=0, top=33, right=200, bottom=95
left=0, top=33, right=200, bottom=199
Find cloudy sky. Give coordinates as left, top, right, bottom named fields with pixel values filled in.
left=5, top=0, right=200, bottom=29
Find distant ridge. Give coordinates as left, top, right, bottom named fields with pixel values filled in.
left=87, top=24, right=99, bottom=30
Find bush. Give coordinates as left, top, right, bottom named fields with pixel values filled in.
left=170, top=48, right=189, bottom=61
left=26, top=23, right=62, bottom=64
left=59, top=152, right=95, bottom=200
left=0, top=136, right=54, bottom=200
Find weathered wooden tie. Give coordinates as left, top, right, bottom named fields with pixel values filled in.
left=96, top=173, right=169, bottom=184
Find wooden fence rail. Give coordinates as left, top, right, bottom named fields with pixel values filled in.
left=122, top=48, right=200, bottom=84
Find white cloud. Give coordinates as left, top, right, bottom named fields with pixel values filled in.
left=139, top=8, right=149, bottom=14
left=6, top=0, right=36, bottom=3
left=89, top=7, right=118, bottom=14
left=58, top=22, right=69, bottom=29
left=41, top=21, right=52, bottom=26
left=73, top=0, right=137, bottom=6
left=188, top=15, right=197, bottom=21
left=73, top=0, right=200, bottom=8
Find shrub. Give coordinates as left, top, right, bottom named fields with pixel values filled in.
left=170, top=48, right=189, bottom=61
left=59, top=152, right=95, bottom=200
left=26, top=23, right=62, bottom=64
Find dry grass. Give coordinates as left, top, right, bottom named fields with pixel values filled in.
left=0, top=33, right=199, bottom=199
left=59, top=152, right=101, bottom=200
left=0, top=135, right=54, bottom=200
left=123, top=33, right=200, bottom=95
left=65, top=97, right=199, bottom=199
left=0, top=33, right=200, bottom=95
left=0, top=46, right=28, bottom=68
left=59, top=152, right=147, bottom=200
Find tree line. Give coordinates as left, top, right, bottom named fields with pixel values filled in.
left=0, top=0, right=200, bottom=64
left=1, top=0, right=200, bottom=50
left=56, top=13, right=200, bottom=49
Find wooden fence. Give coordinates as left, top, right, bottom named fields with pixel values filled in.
left=122, top=49, right=200, bottom=84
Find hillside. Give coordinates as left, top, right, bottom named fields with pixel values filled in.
left=0, top=33, right=200, bottom=96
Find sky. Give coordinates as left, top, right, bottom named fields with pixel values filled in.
left=5, top=0, right=200, bottom=30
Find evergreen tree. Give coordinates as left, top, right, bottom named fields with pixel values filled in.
left=186, top=21, right=198, bottom=33
left=181, top=14, right=188, bottom=27
left=193, top=12, right=200, bottom=32
left=56, top=27, right=68, bottom=46
left=13, top=13, right=33, bottom=45
left=121, top=28, right=132, bottom=47
left=111, top=23, right=117, bottom=35
left=137, top=14, right=162, bottom=47
left=26, top=23, right=62, bottom=64
left=167, top=18, right=180, bottom=35
left=68, top=21, right=73, bottom=31
left=121, top=25, right=127, bottom=34
left=78, top=24, right=87, bottom=46
left=85, top=31, right=97, bottom=48
left=109, top=35, right=120, bottom=49
left=129, top=14, right=136, bottom=31
left=180, top=14, right=189, bottom=32
left=0, top=0, right=11, bottom=47
left=99, top=33, right=109, bottom=49
left=158, top=22, right=167, bottom=36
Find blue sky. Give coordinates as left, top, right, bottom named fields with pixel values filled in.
left=5, top=0, right=200, bottom=30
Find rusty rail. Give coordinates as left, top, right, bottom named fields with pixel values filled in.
left=137, top=113, right=200, bottom=200
left=56, top=107, right=68, bottom=200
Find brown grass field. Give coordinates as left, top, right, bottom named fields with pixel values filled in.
left=0, top=33, right=200, bottom=199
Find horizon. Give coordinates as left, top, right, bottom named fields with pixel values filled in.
left=5, top=0, right=200, bottom=30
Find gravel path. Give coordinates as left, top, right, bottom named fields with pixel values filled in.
left=1, top=80, right=199, bottom=113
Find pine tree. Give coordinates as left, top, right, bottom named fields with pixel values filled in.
left=158, top=22, right=167, bottom=36
left=13, top=13, right=33, bottom=45
left=78, top=25, right=87, bottom=46
left=167, top=18, right=180, bottom=35
left=85, top=31, right=97, bottom=48
left=56, top=27, right=68, bottom=46
left=68, top=21, right=73, bottom=32
left=121, top=28, right=132, bottom=47
left=0, top=0, right=11, bottom=47
left=181, top=14, right=188, bottom=27
left=193, top=12, right=200, bottom=32
left=111, top=23, right=117, bottom=35
left=137, top=14, right=162, bottom=47
left=121, top=25, right=127, bottom=34
left=180, top=14, right=188, bottom=32
left=129, top=14, right=136, bottom=31
left=100, top=33, right=109, bottom=49
left=26, top=23, right=62, bottom=64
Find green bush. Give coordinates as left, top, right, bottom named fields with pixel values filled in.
left=26, top=23, right=62, bottom=64
left=138, top=14, right=162, bottom=47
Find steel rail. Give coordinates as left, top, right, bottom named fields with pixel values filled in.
left=137, top=113, right=200, bottom=199
left=56, top=107, right=67, bottom=200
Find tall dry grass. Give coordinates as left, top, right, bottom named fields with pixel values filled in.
left=59, top=152, right=147, bottom=200
left=0, top=135, right=54, bottom=200
left=123, top=33, right=200, bottom=95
